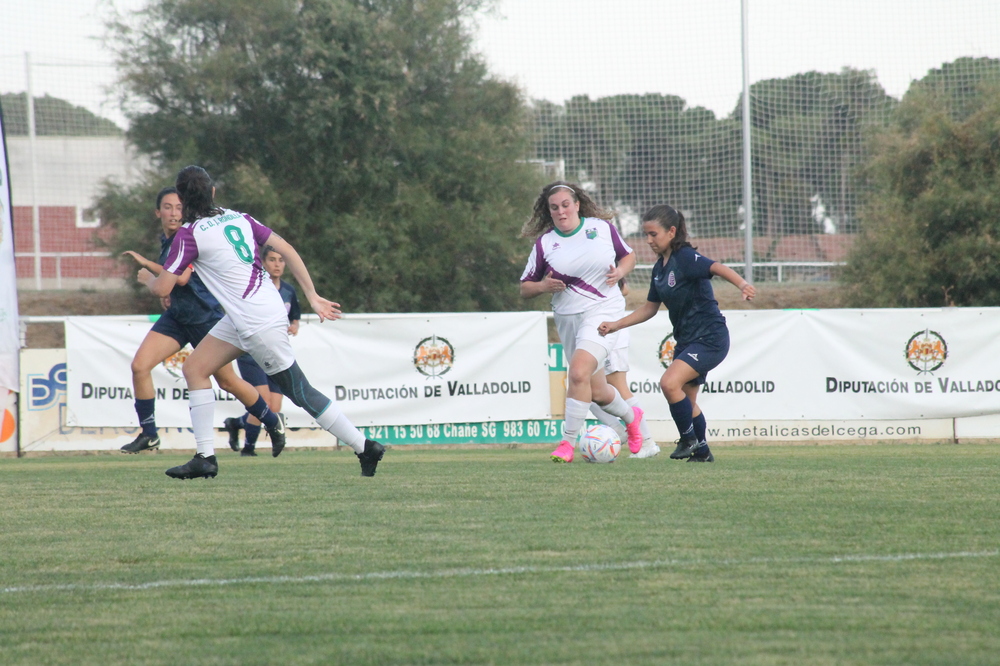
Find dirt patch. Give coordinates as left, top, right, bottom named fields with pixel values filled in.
left=18, top=289, right=161, bottom=348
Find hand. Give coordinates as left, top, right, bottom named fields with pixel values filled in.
left=740, top=282, right=756, bottom=301
left=309, top=295, right=342, bottom=323
left=288, top=320, right=300, bottom=336
left=122, top=250, right=145, bottom=267
left=159, top=296, right=171, bottom=311
left=541, top=271, right=566, bottom=293
left=137, top=268, right=154, bottom=286
left=604, top=263, right=623, bottom=286
left=597, top=321, right=617, bottom=337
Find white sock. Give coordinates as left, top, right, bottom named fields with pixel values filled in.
left=562, top=397, right=591, bottom=442
left=626, top=396, right=652, bottom=440
left=315, top=401, right=366, bottom=453
left=599, top=386, right=632, bottom=423
left=188, top=388, right=216, bottom=458
left=590, top=403, right=628, bottom=442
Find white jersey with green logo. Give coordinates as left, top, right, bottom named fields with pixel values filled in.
left=163, top=208, right=286, bottom=335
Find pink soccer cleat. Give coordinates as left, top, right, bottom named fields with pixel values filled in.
left=625, top=406, right=644, bottom=454
left=550, top=440, right=575, bottom=463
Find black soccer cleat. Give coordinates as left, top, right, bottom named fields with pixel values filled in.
left=240, top=444, right=258, bottom=457
left=121, top=433, right=161, bottom=454
left=165, top=454, right=218, bottom=479
left=669, top=434, right=701, bottom=460
left=357, top=439, right=385, bottom=477
left=223, top=417, right=244, bottom=452
left=267, top=417, right=286, bottom=458
left=687, top=444, right=715, bottom=463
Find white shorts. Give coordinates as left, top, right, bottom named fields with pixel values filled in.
left=555, top=307, right=622, bottom=368
left=604, top=331, right=630, bottom=374
left=208, top=315, right=295, bottom=375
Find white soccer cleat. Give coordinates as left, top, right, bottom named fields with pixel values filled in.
left=630, top=439, right=661, bottom=459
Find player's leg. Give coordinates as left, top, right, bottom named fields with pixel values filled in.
left=247, top=322, right=383, bottom=476
left=164, top=333, right=244, bottom=479
left=659, top=357, right=702, bottom=459
left=213, top=362, right=273, bottom=455
left=683, top=383, right=714, bottom=462
left=235, top=384, right=269, bottom=456
left=605, top=371, right=659, bottom=459
left=587, top=358, right=643, bottom=454
left=266, top=361, right=384, bottom=476
left=122, top=328, right=181, bottom=453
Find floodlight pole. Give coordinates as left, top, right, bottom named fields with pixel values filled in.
left=740, top=0, right=754, bottom=285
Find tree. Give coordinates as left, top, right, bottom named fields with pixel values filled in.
left=100, top=0, right=542, bottom=312
left=733, top=69, right=896, bottom=237
left=842, top=58, right=1000, bottom=307
left=0, top=93, right=122, bottom=136
left=530, top=93, right=742, bottom=238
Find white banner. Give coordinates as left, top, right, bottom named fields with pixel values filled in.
left=0, top=107, right=19, bottom=394
left=625, top=308, right=1000, bottom=421
left=65, top=312, right=550, bottom=427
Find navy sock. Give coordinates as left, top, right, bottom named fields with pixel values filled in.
left=668, top=397, right=695, bottom=439
left=245, top=396, right=278, bottom=429
left=245, top=423, right=262, bottom=446
left=693, top=412, right=707, bottom=443
left=135, top=398, right=157, bottom=437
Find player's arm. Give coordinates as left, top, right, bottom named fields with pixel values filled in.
left=520, top=272, right=565, bottom=299
left=263, top=233, right=342, bottom=323
left=710, top=262, right=755, bottom=301
left=604, top=251, right=637, bottom=285
left=124, top=250, right=194, bottom=286
left=146, top=267, right=179, bottom=298
left=598, top=300, right=659, bottom=336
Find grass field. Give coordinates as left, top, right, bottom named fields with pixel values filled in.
left=1, top=444, right=998, bottom=665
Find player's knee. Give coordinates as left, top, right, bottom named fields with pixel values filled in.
left=567, top=364, right=592, bottom=389
left=660, top=374, right=684, bottom=397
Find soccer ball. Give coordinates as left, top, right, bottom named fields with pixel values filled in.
left=577, top=425, right=622, bottom=463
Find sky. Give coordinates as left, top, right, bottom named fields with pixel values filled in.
left=1, top=0, right=998, bottom=128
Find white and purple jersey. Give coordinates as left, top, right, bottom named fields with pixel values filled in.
left=163, top=209, right=286, bottom=335
left=520, top=217, right=633, bottom=316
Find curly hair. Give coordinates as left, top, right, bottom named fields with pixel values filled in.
left=520, top=181, right=614, bottom=238
left=176, top=165, right=223, bottom=224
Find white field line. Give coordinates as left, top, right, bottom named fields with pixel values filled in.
left=3, top=549, right=997, bottom=595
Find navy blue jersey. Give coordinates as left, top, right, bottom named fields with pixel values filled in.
left=276, top=280, right=301, bottom=323
left=158, top=233, right=224, bottom=326
left=647, top=245, right=728, bottom=346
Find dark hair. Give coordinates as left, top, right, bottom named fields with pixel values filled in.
left=155, top=186, right=178, bottom=210
left=642, top=204, right=694, bottom=254
left=520, top=181, right=615, bottom=238
left=175, top=165, right=223, bottom=224
left=260, top=244, right=280, bottom=262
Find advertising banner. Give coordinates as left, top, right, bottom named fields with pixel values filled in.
left=65, top=312, right=550, bottom=428
left=625, top=308, right=1000, bottom=421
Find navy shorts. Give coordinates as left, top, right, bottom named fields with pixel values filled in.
left=672, top=333, right=730, bottom=386
left=151, top=310, right=219, bottom=348
left=237, top=353, right=283, bottom=394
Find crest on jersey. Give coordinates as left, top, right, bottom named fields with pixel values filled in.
left=667, top=271, right=676, bottom=288
left=586, top=228, right=598, bottom=239
left=905, top=329, right=947, bottom=374
left=162, top=345, right=193, bottom=379
left=658, top=333, right=676, bottom=369
left=413, top=335, right=455, bottom=377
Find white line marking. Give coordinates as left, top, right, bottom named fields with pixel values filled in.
left=3, top=550, right=996, bottom=595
